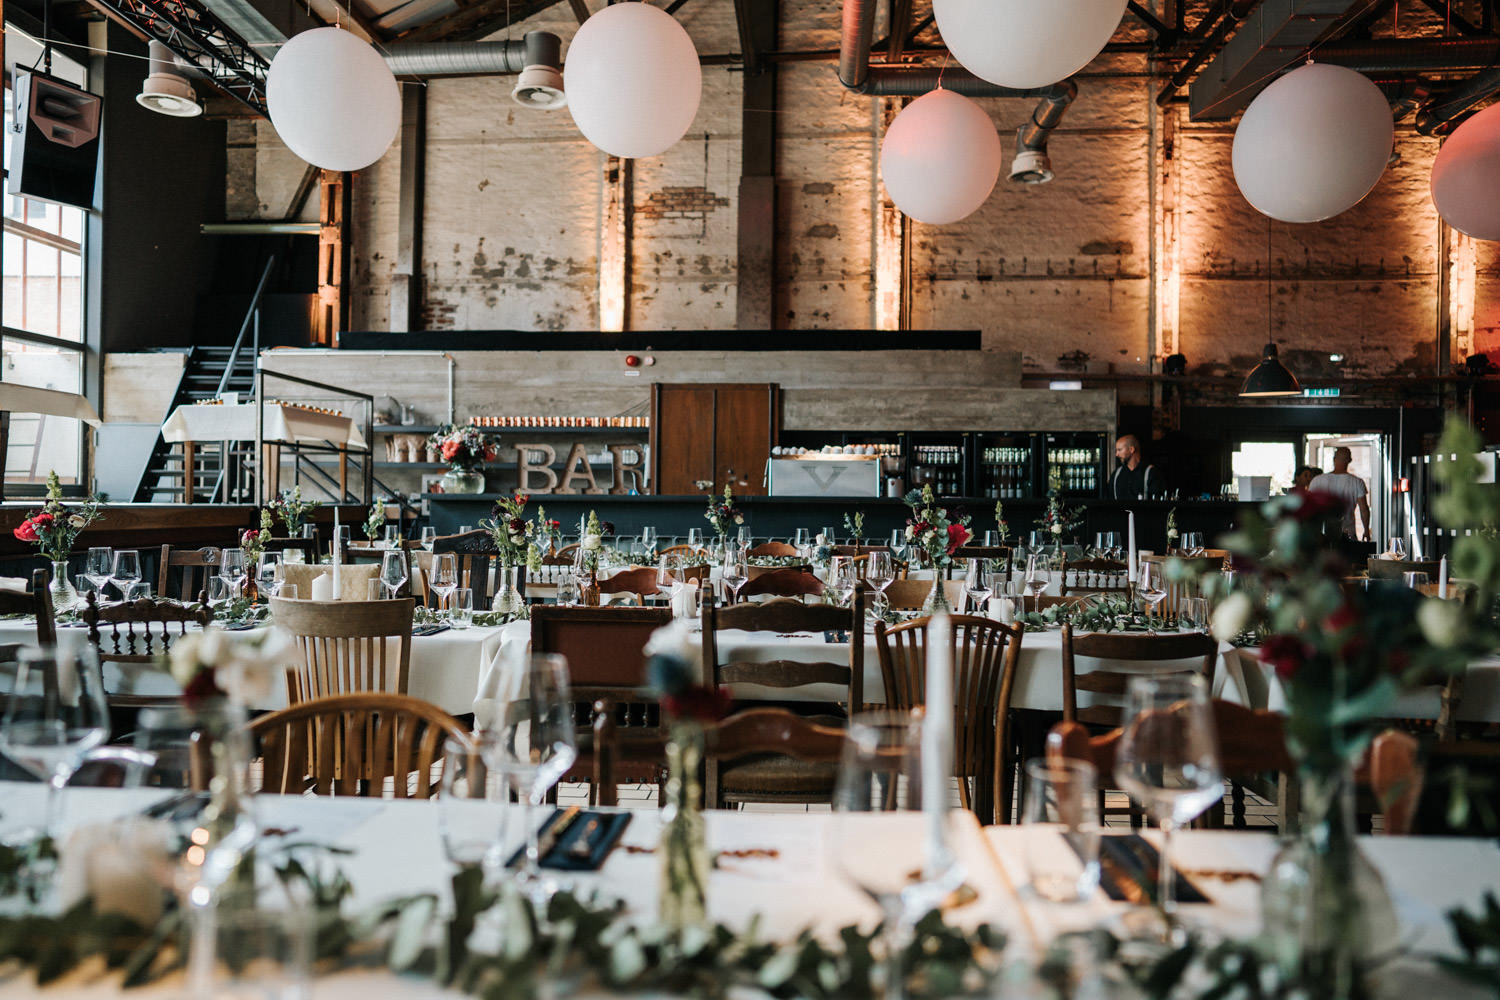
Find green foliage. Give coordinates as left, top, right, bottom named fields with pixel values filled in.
left=364, top=499, right=385, bottom=542
left=1438, top=891, right=1500, bottom=996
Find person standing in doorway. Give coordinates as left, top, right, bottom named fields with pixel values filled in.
left=1112, top=434, right=1157, bottom=500
left=1293, top=465, right=1323, bottom=491
left=1309, top=447, right=1370, bottom=542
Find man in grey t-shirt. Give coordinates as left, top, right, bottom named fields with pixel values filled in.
left=1308, top=447, right=1370, bottom=540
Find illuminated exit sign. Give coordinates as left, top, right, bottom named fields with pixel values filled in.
left=1302, top=387, right=1341, bottom=398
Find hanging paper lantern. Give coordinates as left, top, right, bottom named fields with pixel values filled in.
left=1232, top=63, right=1393, bottom=223
left=932, top=0, right=1128, bottom=89
left=566, top=3, right=701, bottom=159
left=1431, top=102, right=1500, bottom=240
left=880, top=89, right=1002, bottom=225
left=266, top=28, right=400, bottom=172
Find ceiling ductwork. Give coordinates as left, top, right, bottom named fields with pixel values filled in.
left=837, top=0, right=1078, bottom=183
left=137, top=40, right=204, bottom=117
left=383, top=31, right=566, bottom=108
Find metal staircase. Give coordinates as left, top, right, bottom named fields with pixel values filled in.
left=133, top=345, right=259, bottom=502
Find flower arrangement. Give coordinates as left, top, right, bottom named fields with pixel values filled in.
left=1165, top=506, right=1179, bottom=549
left=902, top=483, right=971, bottom=570
left=481, top=494, right=543, bottom=570
left=810, top=533, right=835, bottom=570
left=268, top=486, right=321, bottom=536
left=842, top=510, right=865, bottom=542
left=241, top=517, right=268, bottom=569
left=576, top=510, right=607, bottom=576
left=533, top=504, right=562, bottom=554
left=994, top=501, right=1011, bottom=545
left=364, top=499, right=385, bottom=542
left=1036, top=466, right=1085, bottom=542
left=168, top=627, right=299, bottom=708
left=12, top=471, right=106, bottom=564
left=704, top=484, right=744, bottom=541
left=429, top=424, right=498, bottom=473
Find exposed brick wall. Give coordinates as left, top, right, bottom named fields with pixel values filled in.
left=636, top=186, right=730, bottom=221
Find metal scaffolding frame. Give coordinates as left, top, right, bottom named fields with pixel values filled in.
left=90, top=0, right=270, bottom=115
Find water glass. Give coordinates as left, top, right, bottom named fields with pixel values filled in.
left=554, top=575, right=578, bottom=606
left=439, top=734, right=510, bottom=869
left=1022, top=758, right=1101, bottom=903
left=1177, top=597, right=1210, bottom=632
left=187, top=904, right=313, bottom=1000
left=450, top=587, right=474, bottom=628
left=1403, top=571, right=1430, bottom=590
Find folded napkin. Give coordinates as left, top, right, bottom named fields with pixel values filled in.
left=1092, top=834, right=1209, bottom=904
left=509, top=808, right=632, bottom=871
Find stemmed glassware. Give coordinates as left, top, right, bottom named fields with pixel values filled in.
left=793, top=528, right=810, bottom=554
left=84, top=547, right=113, bottom=603
left=721, top=545, right=749, bottom=605
left=1137, top=560, right=1168, bottom=631
left=112, top=549, right=143, bottom=601
left=1112, top=674, right=1223, bottom=943
left=829, top=557, right=859, bottom=608
left=430, top=552, right=459, bottom=618
left=865, top=550, right=895, bottom=616
left=219, top=548, right=246, bottom=600
left=1180, top=531, right=1204, bottom=557
left=687, top=528, right=704, bottom=552
left=964, top=558, right=993, bottom=615
left=0, top=646, right=110, bottom=846
left=1390, top=537, right=1406, bottom=560
left=256, top=552, right=283, bottom=598
left=640, top=526, right=658, bottom=563
left=421, top=526, right=438, bottom=551
left=1023, top=555, right=1050, bottom=616
left=487, top=653, right=578, bottom=902
left=379, top=550, right=409, bottom=600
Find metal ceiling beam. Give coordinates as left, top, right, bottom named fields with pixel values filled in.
left=568, top=0, right=590, bottom=21
left=391, top=0, right=561, bottom=44
left=1411, top=0, right=1484, bottom=37
left=85, top=0, right=271, bottom=114
left=734, top=0, right=764, bottom=74
left=885, top=0, right=912, bottom=63
left=1187, top=0, right=1361, bottom=120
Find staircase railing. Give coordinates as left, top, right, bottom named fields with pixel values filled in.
left=218, top=257, right=276, bottom=398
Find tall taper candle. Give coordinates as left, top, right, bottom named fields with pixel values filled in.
left=1439, top=555, right=1449, bottom=599
left=922, top=613, right=954, bottom=879
left=332, top=506, right=343, bottom=599
left=1127, top=510, right=1137, bottom=583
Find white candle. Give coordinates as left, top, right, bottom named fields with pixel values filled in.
left=332, top=507, right=343, bottom=599
left=310, top=570, right=334, bottom=601
left=922, top=613, right=954, bottom=879
left=1127, top=510, right=1137, bottom=583
left=1438, top=555, right=1449, bottom=599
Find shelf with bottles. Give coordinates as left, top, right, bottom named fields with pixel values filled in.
left=1041, top=432, right=1107, bottom=498
left=975, top=436, right=1036, bottom=500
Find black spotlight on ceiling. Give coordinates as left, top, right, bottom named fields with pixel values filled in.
left=1241, top=224, right=1301, bottom=398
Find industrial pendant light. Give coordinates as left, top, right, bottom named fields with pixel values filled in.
left=1241, top=226, right=1302, bottom=398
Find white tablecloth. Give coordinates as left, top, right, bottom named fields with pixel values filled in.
left=161, top=402, right=367, bottom=449
left=1, top=785, right=1493, bottom=998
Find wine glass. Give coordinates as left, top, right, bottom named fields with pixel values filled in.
left=1023, top=555, right=1050, bottom=616
left=84, top=547, right=114, bottom=602
left=794, top=527, right=810, bottom=553
left=1112, top=674, right=1223, bottom=942
left=380, top=550, right=409, bottom=600
left=687, top=528, right=704, bottom=551
left=486, top=653, right=578, bottom=902
left=219, top=548, right=246, bottom=600
left=1137, top=560, right=1168, bottom=632
left=1180, top=531, right=1204, bottom=557
left=430, top=552, right=459, bottom=618
left=721, top=545, right=749, bottom=605
left=1402, top=571, right=1430, bottom=590
left=1390, top=537, right=1406, bottom=560
left=0, top=646, right=110, bottom=845
left=640, top=526, right=658, bottom=562
left=964, top=558, right=993, bottom=615
left=256, top=551, right=283, bottom=597
left=865, top=550, right=895, bottom=616
left=383, top=525, right=402, bottom=550
left=831, top=558, right=859, bottom=608
left=831, top=711, right=956, bottom=1000
left=111, top=549, right=143, bottom=601
left=421, top=526, right=438, bottom=551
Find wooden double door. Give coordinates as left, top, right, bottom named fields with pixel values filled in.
left=650, top=383, right=779, bottom=496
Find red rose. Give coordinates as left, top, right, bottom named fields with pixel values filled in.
left=1323, top=603, right=1358, bottom=633
left=242, top=528, right=260, bottom=546
left=182, top=669, right=225, bottom=707
left=662, top=686, right=732, bottom=723
left=441, top=440, right=461, bottom=462
left=13, top=519, right=39, bottom=543
left=946, top=523, right=971, bottom=555
left=1289, top=488, right=1344, bottom=522
left=1259, top=635, right=1311, bottom=680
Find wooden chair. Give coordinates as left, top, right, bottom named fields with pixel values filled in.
left=592, top=706, right=847, bottom=808
left=250, top=692, right=468, bottom=798
left=700, top=594, right=865, bottom=807
left=952, top=546, right=1013, bottom=582
left=874, top=614, right=1023, bottom=824
left=269, top=597, right=415, bottom=703
left=0, top=570, right=56, bottom=648
left=882, top=577, right=964, bottom=611
left=433, top=530, right=526, bottom=609
left=82, top=592, right=212, bottom=708
left=747, top=541, right=798, bottom=558
left=531, top=605, right=673, bottom=803
left=1061, top=623, right=1218, bottom=728
left=736, top=567, right=826, bottom=603
left=1058, top=556, right=1130, bottom=597
left=158, top=545, right=223, bottom=603
left=597, top=566, right=662, bottom=605
left=1366, top=558, right=1441, bottom=581
left=1047, top=699, right=1294, bottom=828
left=1368, top=732, right=1500, bottom=836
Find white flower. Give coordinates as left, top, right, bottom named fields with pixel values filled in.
left=1051, top=524, right=1062, bottom=535
left=815, top=533, right=827, bottom=546
left=1211, top=592, right=1253, bottom=642
left=1417, top=598, right=1463, bottom=649
left=583, top=534, right=602, bottom=551
left=58, top=820, right=173, bottom=927
left=643, top=617, right=702, bottom=672
left=1167, top=528, right=1180, bottom=540
left=904, top=525, right=916, bottom=541
left=68, top=514, right=86, bottom=529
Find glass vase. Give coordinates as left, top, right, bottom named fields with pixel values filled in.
left=49, top=560, right=79, bottom=613
left=491, top=564, right=521, bottom=613
left=184, top=701, right=259, bottom=896
left=922, top=571, right=952, bottom=614
left=1260, top=764, right=1400, bottom=998
left=440, top=468, right=486, bottom=494
left=659, top=725, right=710, bottom=931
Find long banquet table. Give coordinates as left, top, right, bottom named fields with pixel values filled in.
left=2, top=783, right=1495, bottom=998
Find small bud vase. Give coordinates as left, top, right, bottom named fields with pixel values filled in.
left=659, top=724, right=709, bottom=930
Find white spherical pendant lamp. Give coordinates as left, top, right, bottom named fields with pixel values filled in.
left=932, top=0, right=1127, bottom=89
left=1431, top=102, right=1500, bottom=240
left=880, top=89, right=1002, bottom=225
left=266, top=28, right=400, bottom=172
left=565, top=3, right=701, bottom=159
left=1232, top=63, right=1393, bottom=223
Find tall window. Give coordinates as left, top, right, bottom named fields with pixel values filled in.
left=2, top=28, right=90, bottom=489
